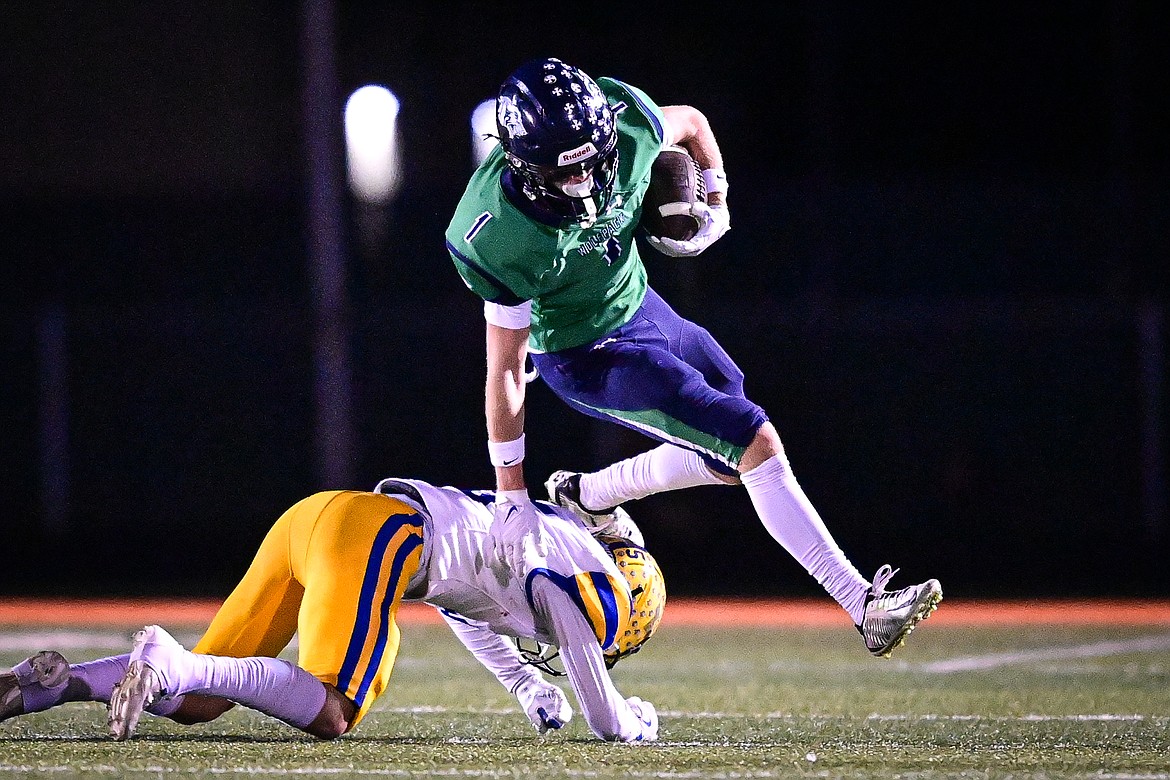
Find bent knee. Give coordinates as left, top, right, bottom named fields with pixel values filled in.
left=305, top=716, right=350, bottom=740
left=304, top=684, right=358, bottom=739
left=739, top=423, right=784, bottom=473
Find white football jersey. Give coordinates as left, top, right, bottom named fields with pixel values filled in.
left=373, top=478, right=633, bottom=650
left=372, top=477, right=656, bottom=743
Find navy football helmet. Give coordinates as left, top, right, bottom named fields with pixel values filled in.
left=496, top=58, right=619, bottom=226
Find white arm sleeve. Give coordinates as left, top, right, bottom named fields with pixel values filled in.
left=438, top=609, right=542, bottom=695
left=529, top=577, right=650, bottom=742
left=484, top=300, right=532, bottom=329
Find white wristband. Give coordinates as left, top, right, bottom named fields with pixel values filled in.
left=488, top=434, right=526, bottom=468
left=701, top=168, right=728, bottom=196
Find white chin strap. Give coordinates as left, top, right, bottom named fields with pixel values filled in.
left=560, top=176, right=594, bottom=198
left=578, top=193, right=598, bottom=224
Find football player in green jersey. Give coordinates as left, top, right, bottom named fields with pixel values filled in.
left=445, top=58, right=941, bottom=658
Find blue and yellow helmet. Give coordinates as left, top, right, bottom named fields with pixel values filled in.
left=515, top=537, right=667, bottom=674
left=602, top=539, right=667, bottom=668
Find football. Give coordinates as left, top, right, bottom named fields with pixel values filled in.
left=639, top=145, right=706, bottom=246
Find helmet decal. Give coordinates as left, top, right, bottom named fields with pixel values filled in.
left=558, top=142, right=598, bottom=167
left=497, top=94, right=527, bottom=139
left=602, top=540, right=667, bottom=668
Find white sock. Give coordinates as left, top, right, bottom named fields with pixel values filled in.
left=183, top=655, right=327, bottom=730
left=581, top=444, right=725, bottom=510
left=65, top=652, right=183, bottom=716
left=740, top=454, right=871, bottom=623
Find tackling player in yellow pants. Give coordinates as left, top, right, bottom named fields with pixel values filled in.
left=173, top=489, right=425, bottom=735
left=1, top=479, right=665, bottom=743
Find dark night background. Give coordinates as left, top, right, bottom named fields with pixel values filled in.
left=1, top=2, right=1167, bottom=600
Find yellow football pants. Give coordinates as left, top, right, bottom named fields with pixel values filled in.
left=192, top=490, right=424, bottom=728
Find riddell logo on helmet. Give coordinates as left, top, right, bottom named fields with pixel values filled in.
left=558, top=143, right=597, bottom=166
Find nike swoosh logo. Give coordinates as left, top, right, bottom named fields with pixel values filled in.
left=591, top=337, right=619, bottom=351
left=502, top=457, right=520, bottom=466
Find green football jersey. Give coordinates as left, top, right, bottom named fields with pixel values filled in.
left=446, top=78, right=667, bottom=354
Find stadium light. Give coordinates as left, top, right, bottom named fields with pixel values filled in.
left=470, top=98, right=498, bottom=167
left=344, top=84, right=401, bottom=203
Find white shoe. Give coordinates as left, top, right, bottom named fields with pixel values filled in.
left=108, top=625, right=184, bottom=740
left=0, top=650, right=70, bottom=722
left=545, top=470, right=645, bottom=547
left=857, top=565, right=942, bottom=658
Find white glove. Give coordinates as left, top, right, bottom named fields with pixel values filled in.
left=646, top=203, right=730, bottom=258
left=515, top=679, right=573, bottom=734
left=625, top=696, right=659, bottom=742
left=491, top=490, right=550, bottom=575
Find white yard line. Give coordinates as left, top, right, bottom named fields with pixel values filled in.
left=0, top=769, right=799, bottom=778
left=918, top=632, right=1170, bottom=673
left=380, top=706, right=1170, bottom=724
left=0, top=768, right=1166, bottom=779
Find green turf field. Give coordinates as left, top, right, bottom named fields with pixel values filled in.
left=2, top=619, right=1168, bottom=778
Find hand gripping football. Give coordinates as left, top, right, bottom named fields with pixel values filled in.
left=639, top=145, right=707, bottom=246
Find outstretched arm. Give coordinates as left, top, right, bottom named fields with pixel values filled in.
left=439, top=609, right=572, bottom=733
left=485, top=319, right=551, bottom=572
left=529, top=578, right=658, bottom=742
left=438, top=609, right=541, bottom=694
left=485, top=320, right=530, bottom=492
